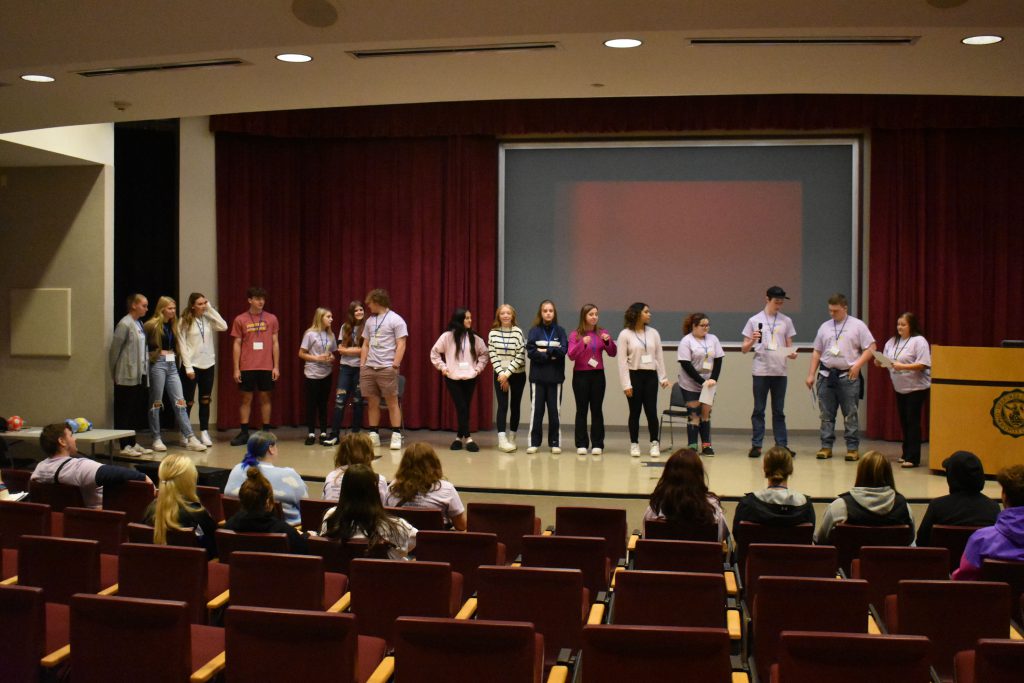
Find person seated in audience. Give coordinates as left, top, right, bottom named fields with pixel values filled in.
left=141, top=454, right=218, bottom=558
left=732, top=445, right=815, bottom=536
left=643, top=448, right=729, bottom=541
left=224, top=466, right=308, bottom=554
left=322, top=432, right=388, bottom=502
left=385, top=442, right=467, bottom=530
left=915, top=450, right=1000, bottom=546
left=225, top=430, right=307, bottom=525
left=321, top=464, right=417, bottom=560
left=814, top=450, right=914, bottom=544
left=953, top=464, right=1024, bottom=580
left=30, top=422, right=150, bottom=508
left=0, top=470, right=28, bottom=501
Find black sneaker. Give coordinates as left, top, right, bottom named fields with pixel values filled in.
left=321, top=433, right=339, bottom=447
left=450, top=439, right=463, bottom=450
left=701, top=445, right=715, bottom=456
left=304, top=434, right=316, bottom=446
left=229, top=431, right=250, bottom=446
left=465, top=440, right=480, bottom=452
left=748, top=446, right=762, bottom=458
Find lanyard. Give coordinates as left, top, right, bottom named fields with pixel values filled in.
left=892, top=336, right=911, bottom=361
left=832, top=317, right=848, bottom=345
left=373, top=311, right=390, bottom=338
left=320, top=331, right=330, bottom=355
left=543, top=325, right=555, bottom=342
left=249, top=312, right=264, bottom=338
left=633, top=328, right=647, bottom=351
left=196, top=317, right=205, bottom=343
left=698, top=335, right=710, bottom=357
left=163, top=322, right=174, bottom=347
left=766, top=312, right=779, bottom=337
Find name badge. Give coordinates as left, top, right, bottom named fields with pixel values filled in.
left=587, top=357, right=599, bottom=368
left=253, top=342, right=264, bottom=351
left=162, top=353, right=176, bottom=363
left=641, top=354, right=653, bottom=365
left=767, top=335, right=778, bottom=351
left=830, top=343, right=840, bottom=356
left=702, top=358, right=713, bottom=371
left=458, top=361, right=470, bottom=369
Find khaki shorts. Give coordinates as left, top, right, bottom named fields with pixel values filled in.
left=360, top=366, right=399, bottom=399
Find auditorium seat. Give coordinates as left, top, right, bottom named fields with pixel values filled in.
left=733, top=521, right=813, bottom=575
left=742, top=544, right=838, bottom=617
left=214, top=528, right=289, bottom=563
left=830, top=523, right=914, bottom=575
left=632, top=538, right=724, bottom=574
left=62, top=506, right=126, bottom=555
left=385, top=505, right=446, bottom=531
left=126, top=521, right=200, bottom=547
left=196, top=485, right=224, bottom=523
left=221, top=494, right=283, bottom=522
left=644, top=517, right=719, bottom=543
left=982, top=559, right=1024, bottom=622
left=613, top=570, right=733, bottom=635
left=0, top=584, right=71, bottom=682
left=521, top=534, right=610, bottom=598
left=0, top=468, right=32, bottom=494
left=849, top=545, right=949, bottom=611
left=102, top=479, right=156, bottom=523
left=769, top=631, right=930, bottom=682
left=414, top=530, right=504, bottom=596
left=466, top=502, right=541, bottom=560
left=300, top=497, right=336, bottom=532
left=581, top=625, right=737, bottom=682
left=15, top=535, right=115, bottom=604
left=928, top=524, right=985, bottom=574
left=0, top=500, right=51, bottom=578
left=554, top=506, right=628, bottom=567
left=307, top=535, right=387, bottom=574
left=118, top=543, right=224, bottom=624
left=954, top=638, right=1024, bottom=683
left=27, top=480, right=84, bottom=513
left=223, top=551, right=347, bottom=612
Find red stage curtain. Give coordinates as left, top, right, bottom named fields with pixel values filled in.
left=215, top=135, right=497, bottom=432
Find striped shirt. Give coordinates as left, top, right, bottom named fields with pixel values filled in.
left=488, top=326, right=526, bottom=376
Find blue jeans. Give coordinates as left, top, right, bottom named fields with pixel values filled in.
left=751, top=376, right=788, bottom=447
left=331, top=364, right=363, bottom=433
left=816, top=374, right=861, bottom=450
left=148, top=358, right=195, bottom=439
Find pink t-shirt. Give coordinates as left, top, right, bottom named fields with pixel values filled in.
left=231, top=311, right=280, bottom=371
left=385, top=479, right=465, bottom=526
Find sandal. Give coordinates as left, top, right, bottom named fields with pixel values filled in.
left=900, top=461, right=918, bottom=468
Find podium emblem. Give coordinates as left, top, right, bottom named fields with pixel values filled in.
left=991, top=388, right=1024, bottom=438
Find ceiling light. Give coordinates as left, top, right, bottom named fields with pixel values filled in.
left=603, top=38, right=642, bottom=49
left=276, top=53, right=313, bottom=63
left=21, top=74, right=55, bottom=83
left=961, top=35, right=1002, bottom=45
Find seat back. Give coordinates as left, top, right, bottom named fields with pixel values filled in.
left=855, top=546, right=949, bottom=610
left=668, top=382, right=686, bottom=408
left=582, top=625, right=732, bottom=682
left=744, top=543, right=838, bottom=614
left=555, top=506, right=628, bottom=565
left=101, top=479, right=156, bottom=523
left=215, top=528, right=289, bottom=563
left=0, top=584, right=46, bottom=683
left=831, top=523, right=914, bottom=574
left=196, top=486, right=224, bottom=523
left=0, top=468, right=32, bottom=494
left=300, top=498, right=336, bottom=533
left=467, top=502, right=539, bottom=560
left=633, top=539, right=723, bottom=574
left=126, top=521, right=198, bottom=547
left=62, top=507, right=126, bottom=555
left=981, top=559, right=1024, bottom=621
left=972, top=638, right=1024, bottom=682
left=225, top=606, right=363, bottom=683
left=733, top=521, right=814, bottom=574
left=117, top=543, right=208, bottom=624
left=477, top=565, right=587, bottom=668
left=308, top=535, right=385, bottom=574
left=222, top=495, right=283, bottom=521
left=928, top=524, right=985, bottom=574
left=349, top=558, right=455, bottom=644
left=895, top=580, right=1008, bottom=682
left=752, top=576, right=868, bottom=683
left=0, top=500, right=50, bottom=548
left=394, top=616, right=542, bottom=683
left=521, top=534, right=608, bottom=597
left=613, top=570, right=726, bottom=628
left=415, top=530, right=501, bottom=596
left=70, top=593, right=191, bottom=683
left=774, top=631, right=931, bottom=682
left=385, top=506, right=446, bottom=531
left=644, top=517, right=718, bottom=542
left=230, top=551, right=326, bottom=610
left=27, top=480, right=85, bottom=512
left=18, top=535, right=101, bottom=604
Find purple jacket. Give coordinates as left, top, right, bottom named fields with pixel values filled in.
left=952, top=506, right=1024, bottom=580
left=567, top=328, right=617, bottom=371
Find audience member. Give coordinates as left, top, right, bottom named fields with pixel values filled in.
left=952, top=464, right=1024, bottom=580
left=814, top=450, right=914, bottom=544
left=225, top=431, right=307, bottom=525
left=916, top=450, right=1000, bottom=546
left=224, top=466, right=308, bottom=554
left=385, top=442, right=467, bottom=530
left=322, top=432, right=388, bottom=502
left=643, top=448, right=729, bottom=541
left=321, top=464, right=417, bottom=560
left=732, top=445, right=815, bottom=536
left=142, top=454, right=218, bottom=558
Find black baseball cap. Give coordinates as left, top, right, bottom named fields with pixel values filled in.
left=766, top=286, right=790, bottom=300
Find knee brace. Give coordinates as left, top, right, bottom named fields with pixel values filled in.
left=686, top=404, right=701, bottom=425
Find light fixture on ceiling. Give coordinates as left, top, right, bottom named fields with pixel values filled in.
left=21, top=74, right=55, bottom=83
left=603, top=38, right=642, bottom=49
left=276, top=53, right=313, bottom=63
left=961, top=35, right=1002, bottom=46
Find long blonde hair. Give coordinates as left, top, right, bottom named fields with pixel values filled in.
left=144, top=296, right=181, bottom=363
left=153, top=454, right=200, bottom=545
left=307, top=307, right=333, bottom=333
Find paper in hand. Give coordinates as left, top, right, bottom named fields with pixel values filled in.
left=699, top=382, right=717, bottom=406
left=872, top=351, right=894, bottom=369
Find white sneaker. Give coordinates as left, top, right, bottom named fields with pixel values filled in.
left=591, top=448, right=603, bottom=456
left=526, top=446, right=539, bottom=454
left=629, top=443, right=641, bottom=457
left=508, top=432, right=517, bottom=447
left=152, top=438, right=167, bottom=452
left=199, top=430, right=213, bottom=446
left=576, top=448, right=588, bottom=456
left=120, top=446, right=141, bottom=457
left=649, top=441, right=661, bottom=457
left=551, top=447, right=562, bottom=455
left=390, top=432, right=403, bottom=450
left=179, top=438, right=188, bottom=448
left=133, top=444, right=154, bottom=455
left=369, top=432, right=381, bottom=447
left=497, top=432, right=516, bottom=453
left=186, top=435, right=207, bottom=452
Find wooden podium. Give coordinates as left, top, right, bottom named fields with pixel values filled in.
left=930, top=345, right=1024, bottom=474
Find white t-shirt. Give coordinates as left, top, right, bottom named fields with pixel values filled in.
left=883, top=335, right=932, bottom=394
left=322, top=466, right=389, bottom=502
left=385, top=479, right=465, bottom=527
left=319, top=511, right=417, bottom=560
left=742, top=310, right=797, bottom=377
left=812, top=315, right=875, bottom=373
left=361, top=310, right=409, bottom=368
left=301, top=329, right=337, bottom=379
left=677, top=333, right=725, bottom=392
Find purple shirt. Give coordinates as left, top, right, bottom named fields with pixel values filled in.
left=953, top=506, right=1024, bottom=580
left=567, top=328, right=617, bottom=371
left=812, top=314, right=875, bottom=373
left=883, top=335, right=931, bottom=394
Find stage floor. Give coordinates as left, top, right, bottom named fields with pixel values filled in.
left=118, top=426, right=1001, bottom=503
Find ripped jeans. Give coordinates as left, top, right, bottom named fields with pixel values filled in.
left=149, top=357, right=195, bottom=440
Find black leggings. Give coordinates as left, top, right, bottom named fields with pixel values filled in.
left=627, top=369, right=659, bottom=443
left=180, top=366, right=216, bottom=431
left=445, top=377, right=478, bottom=438
left=573, top=370, right=606, bottom=449
left=304, top=376, right=333, bottom=433
left=530, top=381, right=562, bottom=448
left=114, top=383, right=149, bottom=447
left=896, top=388, right=928, bottom=465
left=494, top=372, right=527, bottom=433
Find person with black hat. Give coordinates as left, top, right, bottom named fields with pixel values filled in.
left=916, top=450, right=1000, bottom=546
left=741, top=286, right=799, bottom=458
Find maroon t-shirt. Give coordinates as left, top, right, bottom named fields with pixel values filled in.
left=231, top=311, right=279, bottom=371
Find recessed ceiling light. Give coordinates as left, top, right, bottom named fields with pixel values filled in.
left=276, top=53, right=313, bottom=63
left=961, top=35, right=1002, bottom=45
left=21, top=74, right=55, bottom=83
left=603, top=38, right=642, bottom=49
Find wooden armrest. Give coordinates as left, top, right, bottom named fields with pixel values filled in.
left=627, top=533, right=639, bottom=552
left=611, top=566, right=624, bottom=589
left=547, top=665, right=569, bottom=683
left=41, top=644, right=71, bottom=668
left=366, top=656, right=395, bottom=683
left=98, top=583, right=119, bottom=596
left=327, top=592, right=351, bottom=613
left=868, top=604, right=888, bottom=635
left=542, top=529, right=553, bottom=536
left=731, top=672, right=750, bottom=683
left=0, top=576, right=17, bottom=585
left=190, top=652, right=225, bottom=683
left=217, top=520, right=226, bottom=527
left=207, top=589, right=230, bottom=610
left=868, top=612, right=881, bottom=635
left=727, top=609, right=741, bottom=640
left=723, top=571, right=737, bottom=597
left=1010, top=625, right=1022, bottom=641
left=510, top=561, right=521, bottom=568
left=456, top=597, right=478, bottom=620
left=587, top=602, right=605, bottom=625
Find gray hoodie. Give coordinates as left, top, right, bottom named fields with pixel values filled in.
left=814, top=486, right=916, bottom=544
left=109, top=314, right=148, bottom=385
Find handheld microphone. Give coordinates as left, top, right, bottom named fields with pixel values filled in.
left=757, top=322, right=763, bottom=344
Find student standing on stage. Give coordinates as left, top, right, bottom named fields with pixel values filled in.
left=876, top=312, right=931, bottom=468
left=616, top=302, right=669, bottom=458
left=323, top=301, right=366, bottom=447
left=806, top=293, right=876, bottom=462
left=431, top=308, right=489, bottom=452
left=299, top=307, right=338, bottom=446
left=488, top=304, right=527, bottom=453
left=678, top=313, right=725, bottom=456
left=109, top=293, right=153, bottom=456
left=230, top=286, right=280, bottom=446
left=178, top=292, right=227, bottom=447
left=568, top=304, right=617, bottom=457
left=525, top=300, right=568, bottom=454
left=359, top=288, right=408, bottom=451
left=741, top=286, right=798, bottom=459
